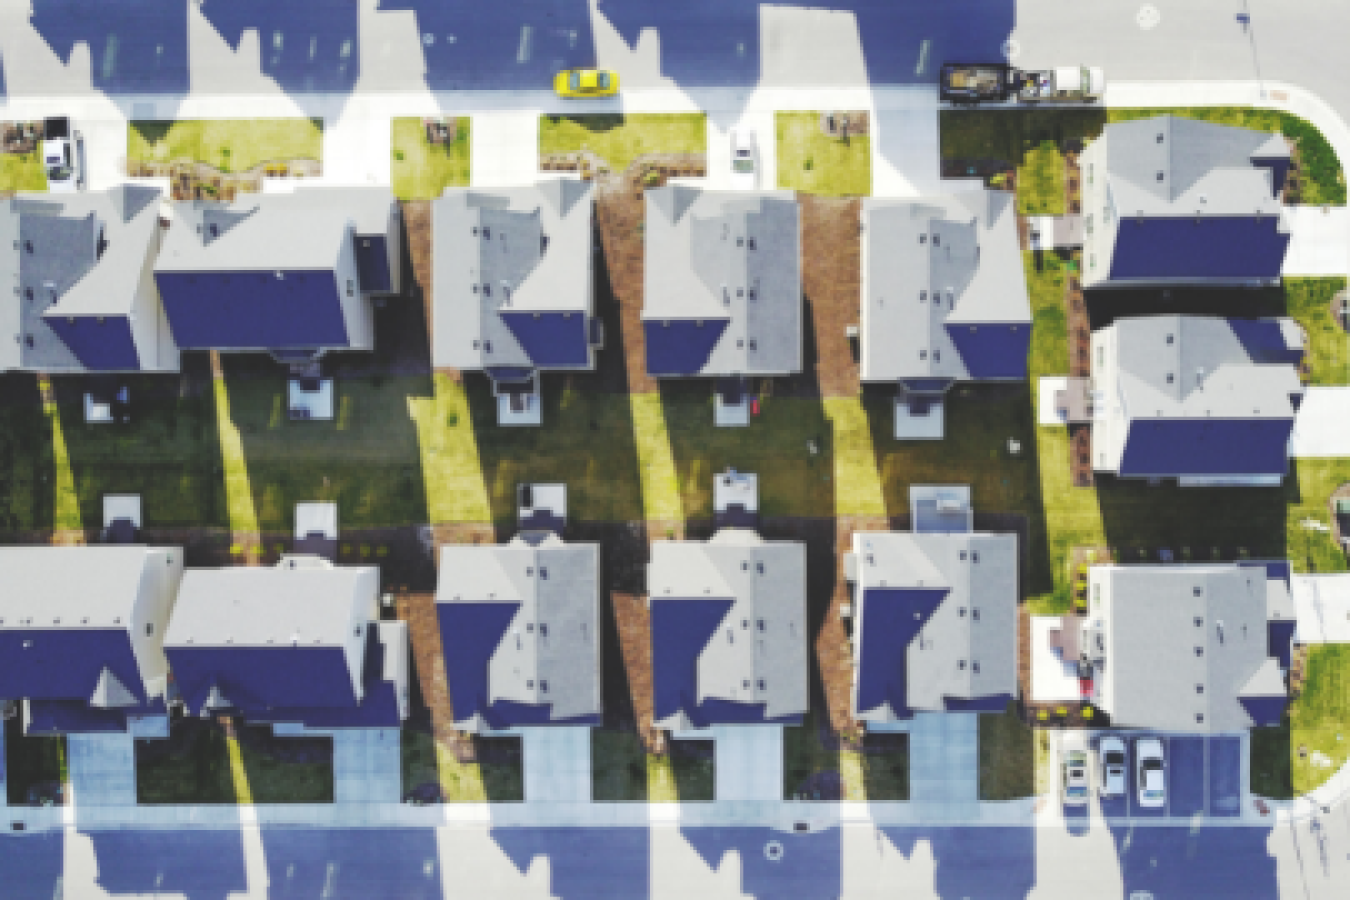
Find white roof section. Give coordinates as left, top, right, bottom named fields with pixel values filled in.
left=0, top=546, right=178, bottom=628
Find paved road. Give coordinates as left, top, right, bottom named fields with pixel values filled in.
left=3, top=820, right=1346, bottom=899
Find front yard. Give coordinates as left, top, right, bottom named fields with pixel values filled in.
left=4, top=719, right=66, bottom=806
left=775, top=111, right=872, bottom=197
left=0, top=150, right=46, bottom=192
left=136, top=722, right=333, bottom=804
left=782, top=713, right=909, bottom=802
left=401, top=730, right=523, bottom=803
left=978, top=705, right=1039, bottom=800
left=591, top=730, right=715, bottom=803
left=127, top=118, right=324, bottom=174
left=391, top=117, right=470, bottom=201
left=539, top=113, right=707, bottom=173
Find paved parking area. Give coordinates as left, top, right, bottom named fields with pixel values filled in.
left=1091, top=734, right=1243, bottom=820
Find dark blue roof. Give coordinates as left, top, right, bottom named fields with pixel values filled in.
left=1239, top=692, right=1288, bottom=727
left=165, top=644, right=358, bottom=717
left=855, top=588, right=947, bottom=720
left=1226, top=318, right=1304, bottom=365
left=1119, top=418, right=1293, bottom=477
left=901, top=378, right=954, bottom=394
left=486, top=366, right=535, bottom=384
left=1238, top=558, right=1292, bottom=584
left=355, top=236, right=391, bottom=294
left=156, top=269, right=351, bottom=350
left=248, top=628, right=402, bottom=729
left=944, top=322, right=1031, bottom=379
left=500, top=311, right=590, bottom=367
left=25, top=697, right=165, bottom=736
left=644, top=319, right=728, bottom=376
left=1267, top=620, right=1296, bottom=671
left=1110, top=217, right=1289, bottom=282
left=44, top=316, right=141, bottom=370
left=0, top=628, right=146, bottom=703
left=943, top=693, right=1010, bottom=712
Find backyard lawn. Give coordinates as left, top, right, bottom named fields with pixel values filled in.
left=402, top=730, right=523, bottom=803
left=775, top=111, right=872, bottom=197
left=391, top=117, right=471, bottom=201
left=127, top=118, right=323, bottom=173
left=0, top=150, right=46, bottom=192
left=1252, top=645, right=1350, bottom=797
left=538, top=113, right=706, bottom=173
left=782, top=713, right=908, bottom=801
left=136, top=725, right=333, bottom=804
left=1017, top=141, right=1065, bottom=215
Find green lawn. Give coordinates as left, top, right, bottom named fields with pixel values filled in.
left=136, top=726, right=333, bottom=804
left=782, top=712, right=909, bottom=802
left=1252, top=646, right=1350, bottom=797
left=1017, top=141, right=1065, bottom=215
left=1286, top=277, right=1350, bottom=385
left=0, top=151, right=47, bottom=192
left=391, top=117, right=471, bottom=201
left=401, top=730, right=523, bottom=803
left=979, top=705, right=1037, bottom=800
left=1107, top=107, right=1346, bottom=206
left=591, top=730, right=716, bottom=802
left=775, top=112, right=871, bottom=196
left=538, top=113, right=706, bottom=173
left=127, top=118, right=323, bottom=173
left=939, top=108, right=1108, bottom=168
left=4, top=719, right=66, bottom=805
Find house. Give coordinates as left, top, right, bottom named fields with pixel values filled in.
left=845, top=486, right=1018, bottom=726
left=163, top=556, right=408, bottom=730
left=860, top=190, right=1031, bottom=439
left=1081, top=562, right=1293, bottom=733
left=153, top=187, right=401, bottom=361
left=0, top=546, right=183, bottom=735
left=432, top=181, right=598, bottom=426
left=1080, top=115, right=1291, bottom=289
left=1090, top=314, right=1304, bottom=484
left=1, top=186, right=178, bottom=374
left=435, top=533, right=602, bottom=732
left=642, top=186, right=801, bottom=426
left=648, top=528, right=807, bottom=730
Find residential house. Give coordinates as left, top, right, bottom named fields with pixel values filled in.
left=1089, top=314, right=1304, bottom=484
left=163, top=556, right=408, bottom=730
left=1080, top=115, right=1291, bottom=289
left=432, top=180, right=598, bottom=425
left=436, top=533, right=602, bottom=732
left=153, top=187, right=401, bottom=361
left=648, top=528, right=807, bottom=730
left=1, top=186, right=178, bottom=373
left=1081, top=562, right=1293, bottom=732
left=845, top=486, right=1018, bottom=727
left=860, top=190, right=1031, bottom=439
left=642, top=186, right=801, bottom=425
left=0, top=546, right=183, bottom=735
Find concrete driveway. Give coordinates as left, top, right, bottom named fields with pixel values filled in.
left=66, top=732, right=137, bottom=807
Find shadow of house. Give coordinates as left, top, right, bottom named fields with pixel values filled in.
left=377, top=1, right=595, bottom=92
left=679, top=826, right=843, bottom=899
left=87, top=829, right=248, bottom=900
left=1085, top=284, right=1289, bottom=331
left=882, top=827, right=1035, bottom=900
left=256, top=828, right=446, bottom=900
left=198, top=0, right=359, bottom=94
left=28, top=0, right=189, bottom=94
left=0, top=832, right=65, bottom=898
left=0, top=372, right=53, bottom=534
left=1097, top=479, right=1290, bottom=564
left=491, top=827, right=649, bottom=900
left=1106, top=824, right=1277, bottom=899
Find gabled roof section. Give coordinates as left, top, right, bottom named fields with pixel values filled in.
left=157, top=198, right=348, bottom=273
left=90, top=666, right=138, bottom=708
left=432, top=181, right=595, bottom=371
left=643, top=187, right=801, bottom=377
left=0, top=545, right=172, bottom=627
left=861, top=191, right=1030, bottom=382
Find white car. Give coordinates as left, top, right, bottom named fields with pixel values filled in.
left=1097, top=736, right=1127, bottom=797
left=1061, top=737, right=1090, bottom=807
left=42, top=116, right=84, bottom=193
left=1135, top=738, right=1166, bottom=809
left=730, top=128, right=756, bottom=189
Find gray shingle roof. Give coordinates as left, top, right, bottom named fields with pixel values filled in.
left=850, top=530, right=1018, bottom=720
left=432, top=181, right=594, bottom=370
left=860, top=190, right=1030, bottom=381
left=436, top=534, right=602, bottom=723
left=1090, top=565, right=1280, bottom=733
left=643, top=187, right=802, bottom=375
left=0, top=186, right=162, bottom=371
left=164, top=558, right=377, bottom=648
left=0, top=545, right=179, bottom=628
left=648, top=529, right=807, bottom=726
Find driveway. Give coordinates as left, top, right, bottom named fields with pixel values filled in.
left=520, top=726, right=592, bottom=805
left=330, top=728, right=401, bottom=805
left=67, top=732, right=137, bottom=807
left=1091, top=733, right=1243, bottom=821
left=1289, top=387, right=1350, bottom=458
left=908, top=713, right=978, bottom=821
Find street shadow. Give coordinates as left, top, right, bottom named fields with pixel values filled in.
left=198, top=0, right=360, bottom=95
left=52, top=355, right=226, bottom=534
left=0, top=373, right=52, bottom=535
left=85, top=829, right=248, bottom=900
left=1106, top=823, right=1279, bottom=899
left=680, top=826, right=843, bottom=899
left=28, top=0, right=190, bottom=94
left=0, top=832, right=66, bottom=900
left=258, top=827, right=446, bottom=899
left=377, top=0, right=595, bottom=92
left=882, top=827, right=1036, bottom=899
left=491, top=827, right=651, bottom=899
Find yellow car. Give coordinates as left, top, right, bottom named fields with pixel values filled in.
left=554, top=68, right=619, bottom=98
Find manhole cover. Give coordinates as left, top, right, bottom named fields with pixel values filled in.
left=764, top=840, right=785, bottom=862
left=1001, top=38, right=1022, bottom=61
left=1137, top=5, right=1161, bottom=30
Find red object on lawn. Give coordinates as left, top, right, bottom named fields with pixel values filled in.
left=751, top=398, right=759, bottom=416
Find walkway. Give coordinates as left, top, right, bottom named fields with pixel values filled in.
left=66, top=732, right=137, bottom=807
left=470, top=111, right=542, bottom=188
left=1283, top=206, right=1350, bottom=276
left=1289, top=387, right=1350, bottom=457
left=907, top=713, right=979, bottom=822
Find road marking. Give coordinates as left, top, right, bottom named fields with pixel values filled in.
left=1137, top=5, right=1161, bottom=30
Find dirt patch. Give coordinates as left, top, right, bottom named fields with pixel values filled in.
left=792, top=195, right=861, bottom=397
left=127, top=157, right=322, bottom=203
left=1070, top=423, right=1094, bottom=488
left=595, top=169, right=658, bottom=393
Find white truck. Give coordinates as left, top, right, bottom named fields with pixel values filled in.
left=42, top=116, right=85, bottom=193
left=1015, top=66, right=1106, bottom=103
left=940, top=63, right=1105, bottom=105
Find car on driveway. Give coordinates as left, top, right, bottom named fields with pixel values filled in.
left=43, top=116, right=84, bottom=192
left=1061, top=737, right=1090, bottom=806
left=554, top=68, right=619, bottom=98
left=1098, top=736, right=1127, bottom=797
left=730, top=128, right=757, bottom=189
left=1136, top=738, right=1166, bottom=809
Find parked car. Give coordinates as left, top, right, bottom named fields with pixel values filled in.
left=1136, top=738, right=1166, bottom=809
left=42, top=116, right=84, bottom=192
left=554, top=68, right=619, bottom=98
left=1098, top=736, right=1127, bottom=797
left=730, top=128, right=757, bottom=189
left=1061, top=737, right=1090, bottom=806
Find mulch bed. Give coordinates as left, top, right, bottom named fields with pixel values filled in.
left=787, top=195, right=862, bottom=397
left=1070, top=423, right=1093, bottom=488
